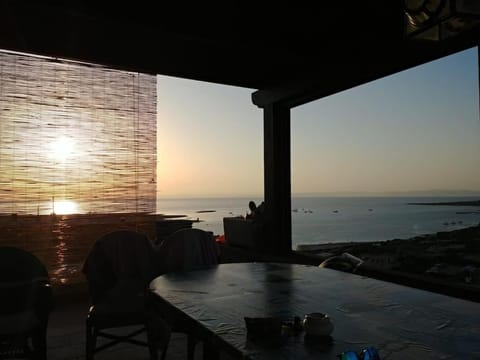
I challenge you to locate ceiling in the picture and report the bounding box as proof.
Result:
[1,1,479,103]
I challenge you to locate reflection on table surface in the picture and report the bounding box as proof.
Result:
[149,262,480,360]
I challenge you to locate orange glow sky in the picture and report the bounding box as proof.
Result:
[157,47,480,198]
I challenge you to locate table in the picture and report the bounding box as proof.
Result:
[149,263,480,359]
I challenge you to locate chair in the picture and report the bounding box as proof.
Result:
[319,252,364,273]
[156,228,219,274]
[223,216,264,250]
[0,247,53,360]
[155,228,219,360]
[82,230,170,360]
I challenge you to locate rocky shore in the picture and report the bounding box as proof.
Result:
[297,224,480,290]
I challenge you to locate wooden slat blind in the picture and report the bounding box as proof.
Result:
[0,50,157,215]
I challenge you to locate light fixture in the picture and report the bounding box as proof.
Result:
[404,0,480,41]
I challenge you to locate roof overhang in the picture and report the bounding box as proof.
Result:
[1,1,479,103]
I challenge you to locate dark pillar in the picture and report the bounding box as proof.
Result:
[263,103,292,255]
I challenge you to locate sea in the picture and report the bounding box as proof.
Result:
[1,196,480,286]
[157,196,480,249]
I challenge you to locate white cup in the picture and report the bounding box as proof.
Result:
[302,312,334,336]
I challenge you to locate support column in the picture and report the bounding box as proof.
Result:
[263,103,292,255]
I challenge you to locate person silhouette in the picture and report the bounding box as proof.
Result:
[246,200,265,222]
[246,201,257,219]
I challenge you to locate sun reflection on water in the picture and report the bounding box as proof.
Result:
[52,216,72,285]
[53,200,78,215]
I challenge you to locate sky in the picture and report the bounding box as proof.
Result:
[157,47,480,198]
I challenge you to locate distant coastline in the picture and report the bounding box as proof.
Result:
[408,200,480,206]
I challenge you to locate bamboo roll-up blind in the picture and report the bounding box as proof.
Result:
[0,50,157,215]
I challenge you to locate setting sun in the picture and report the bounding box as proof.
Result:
[49,136,75,162]
[53,200,78,215]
